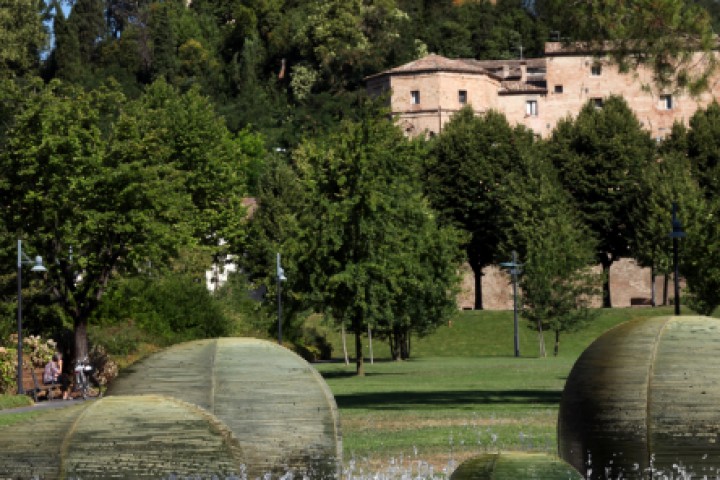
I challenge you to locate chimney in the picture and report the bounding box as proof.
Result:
[520,62,527,82]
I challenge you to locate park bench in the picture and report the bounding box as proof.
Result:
[22,365,62,402]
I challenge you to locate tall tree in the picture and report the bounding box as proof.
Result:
[499,153,600,356]
[294,107,462,375]
[0,0,48,77]
[0,79,259,360]
[664,104,720,314]
[629,134,703,306]
[546,96,656,307]
[425,107,535,309]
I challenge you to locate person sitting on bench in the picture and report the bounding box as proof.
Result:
[43,353,69,400]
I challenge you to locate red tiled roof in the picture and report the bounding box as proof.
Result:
[365,54,497,80]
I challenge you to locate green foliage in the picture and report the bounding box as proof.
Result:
[0,0,48,77]
[685,101,720,194]
[535,0,716,93]
[213,271,274,339]
[546,95,656,306]
[93,274,230,346]
[285,106,463,372]
[88,320,147,356]
[0,78,255,361]
[498,153,601,355]
[661,103,720,315]
[425,107,534,309]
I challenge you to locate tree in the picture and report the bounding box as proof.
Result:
[661,105,720,314]
[239,153,315,341]
[534,0,716,93]
[294,107,462,375]
[628,133,703,306]
[546,95,656,307]
[502,154,600,356]
[425,107,535,309]
[0,0,48,77]
[685,101,720,195]
[0,78,259,360]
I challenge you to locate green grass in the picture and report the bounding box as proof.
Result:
[0,394,33,410]
[315,306,677,466]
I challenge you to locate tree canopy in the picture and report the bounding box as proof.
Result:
[0,78,260,359]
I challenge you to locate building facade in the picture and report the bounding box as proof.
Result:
[366,42,720,139]
[366,43,702,309]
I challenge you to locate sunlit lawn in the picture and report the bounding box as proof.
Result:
[315,306,677,468]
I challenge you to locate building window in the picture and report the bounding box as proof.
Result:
[554,85,564,94]
[660,94,673,110]
[526,100,538,117]
[592,97,604,109]
[411,90,420,105]
[459,90,467,104]
[591,63,602,76]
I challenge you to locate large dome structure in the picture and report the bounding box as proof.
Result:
[450,452,582,480]
[106,337,341,479]
[558,316,720,479]
[0,395,243,478]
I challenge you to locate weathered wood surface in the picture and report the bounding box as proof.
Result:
[449,452,583,480]
[0,402,82,478]
[107,337,341,479]
[558,316,720,479]
[0,395,243,479]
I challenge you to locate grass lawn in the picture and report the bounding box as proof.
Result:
[315,306,677,471]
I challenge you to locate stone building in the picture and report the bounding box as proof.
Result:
[367,43,702,309]
[366,42,720,139]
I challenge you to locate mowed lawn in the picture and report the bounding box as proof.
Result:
[315,306,678,470]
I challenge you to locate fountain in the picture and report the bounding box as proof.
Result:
[558,316,720,479]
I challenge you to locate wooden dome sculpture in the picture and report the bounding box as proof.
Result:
[450,452,582,480]
[0,395,243,478]
[106,337,341,479]
[558,316,720,479]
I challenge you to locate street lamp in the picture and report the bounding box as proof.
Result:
[500,251,522,358]
[669,202,686,316]
[17,240,46,394]
[276,252,287,345]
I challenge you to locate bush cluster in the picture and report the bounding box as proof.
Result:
[0,334,57,394]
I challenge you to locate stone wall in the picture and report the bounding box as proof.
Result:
[457,257,677,310]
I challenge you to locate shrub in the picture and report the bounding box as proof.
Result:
[0,334,57,394]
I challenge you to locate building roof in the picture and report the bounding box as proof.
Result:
[365,54,499,80]
[366,54,547,93]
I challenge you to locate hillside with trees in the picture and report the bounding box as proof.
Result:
[2,0,720,377]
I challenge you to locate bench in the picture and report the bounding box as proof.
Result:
[22,366,62,402]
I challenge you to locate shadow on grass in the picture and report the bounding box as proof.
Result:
[321,370,406,379]
[334,389,561,409]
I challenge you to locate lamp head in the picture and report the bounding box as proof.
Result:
[31,256,47,272]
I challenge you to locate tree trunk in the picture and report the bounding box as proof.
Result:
[390,326,402,361]
[354,319,364,376]
[651,266,656,307]
[341,325,349,365]
[368,326,374,365]
[601,256,613,308]
[469,259,484,310]
[74,317,88,362]
[663,274,669,306]
[400,329,410,360]
[537,320,546,358]
[554,329,560,356]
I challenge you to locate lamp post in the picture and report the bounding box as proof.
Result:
[276,253,287,345]
[500,251,522,358]
[17,240,47,394]
[669,202,686,316]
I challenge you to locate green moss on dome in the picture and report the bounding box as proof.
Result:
[450,452,582,480]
